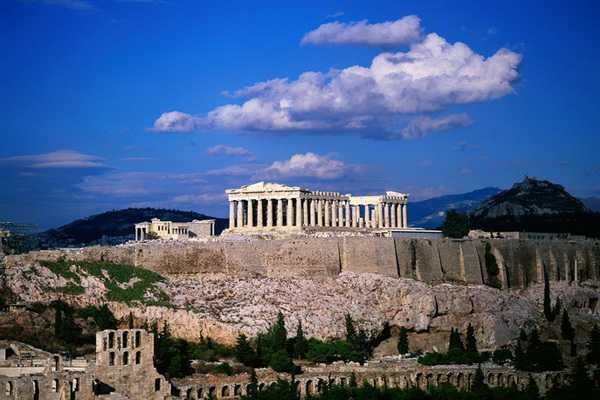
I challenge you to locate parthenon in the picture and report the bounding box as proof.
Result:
[225,182,408,233]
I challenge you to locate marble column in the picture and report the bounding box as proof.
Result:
[402,203,408,228]
[324,200,330,226]
[391,203,397,227]
[248,199,254,227]
[257,199,263,227]
[267,199,273,227]
[376,203,383,228]
[331,201,337,227]
[396,203,402,228]
[296,198,302,227]
[287,198,294,226]
[352,205,359,227]
[364,205,370,228]
[229,201,235,229]
[345,202,351,227]
[384,203,390,228]
[303,199,309,227]
[314,200,320,226]
[277,199,283,227]
[310,199,316,226]
[237,200,244,228]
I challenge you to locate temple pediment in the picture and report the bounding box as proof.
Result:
[227,181,304,194]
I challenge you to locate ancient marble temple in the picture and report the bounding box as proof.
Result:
[225,182,408,233]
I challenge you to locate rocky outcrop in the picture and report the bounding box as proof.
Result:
[3,254,599,351]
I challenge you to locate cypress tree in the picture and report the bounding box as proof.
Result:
[235,333,255,366]
[466,323,478,354]
[293,321,308,359]
[543,268,555,321]
[471,365,487,394]
[514,342,526,370]
[271,312,287,351]
[397,327,409,355]
[553,296,562,320]
[561,309,575,341]
[247,369,258,400]
[345,314,357,344]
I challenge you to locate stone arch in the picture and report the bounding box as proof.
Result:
[234,384,242,396]
[456,373,464,390]
[487,373,495,386]
[437,374,445,386]
[426,373,434,388]
[221,385,230,397]
[305,380,313,395]
[467,373,474,390]
[447,373,455,386]
[208,386,216,397]
[415,373,425,390]
[497,373,505,387]
[339,377,347,386]
[5,381,12,396]
[545,374,553,389]
[197,387,203,399]
[258,383,265,392]
[185,388,192,399]
[317,379,326,392]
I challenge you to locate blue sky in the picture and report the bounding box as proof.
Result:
[1,0,600,229]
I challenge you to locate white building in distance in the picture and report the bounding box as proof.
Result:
[224,182,409,234]
[134,218,215,241]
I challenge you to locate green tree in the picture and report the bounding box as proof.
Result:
[465,324,478,354]
[471,365,487,394]
[440,210,469,238]
[345,314,357,344]
[246,369,258,400]
[95,304,118,330]
[271,312,287,351]
[269,350,298,374]
[235,333,256,366]
[448,328,464,353]
[543,268,555,322]
[561,309,575,341]
[587,324,600,365]
[397,327,409,355]
[293,321,308,359]
[514,342,526,370]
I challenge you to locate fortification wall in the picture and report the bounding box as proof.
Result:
[4,238,600,289]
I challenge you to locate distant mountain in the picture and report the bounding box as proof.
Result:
[409,187,501,228]
[470,177,600,236]
[472,177,588,220]
[581,197,600,212]
[35,208,228,248]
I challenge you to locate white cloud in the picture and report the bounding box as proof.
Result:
[78,171,206,196]
[0,150,105,169]
[206,144,253,158]
[396,113,472,140]
[171,192,226,205]
[204,164,261,177]
[301,16,422,46]
[264,153,348,179]
[153,31,521,139]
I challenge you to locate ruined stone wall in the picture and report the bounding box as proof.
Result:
[4,238,600,289]
[172,362,569,399]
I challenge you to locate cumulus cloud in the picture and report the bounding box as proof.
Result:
[264,153,348,179]
[395,113,472,140]
[206,144,253,158]
[301,16,422,46]
[152,31,521,139]
[0,150,105,169]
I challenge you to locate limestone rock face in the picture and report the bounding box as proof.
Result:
[4,255,599,351]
